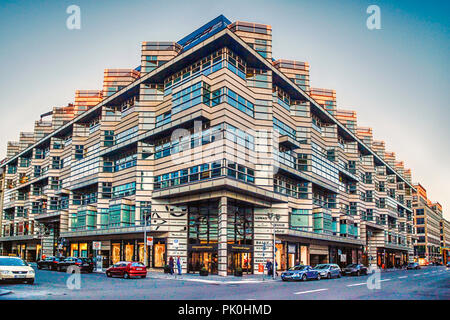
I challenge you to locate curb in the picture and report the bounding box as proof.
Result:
[145,275,278,284]
[0,289,12,296]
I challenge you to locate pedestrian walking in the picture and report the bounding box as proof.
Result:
[169,256,174,275]
[177,256,182,275]
[265,259,272,276]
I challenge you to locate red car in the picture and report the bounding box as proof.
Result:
[105,261,147,279]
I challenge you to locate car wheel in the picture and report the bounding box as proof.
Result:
[282,278,287,281]
[124,272,130,279]
[141,275,146,279]
[357,270,361,276]
[26,279,34,285]
[37,265,41,270]
[327,273,331,279]
[317,274,321,280]
[337,272,341,278]
[302,274,307,281]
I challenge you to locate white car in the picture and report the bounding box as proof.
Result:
[0,256,35,284]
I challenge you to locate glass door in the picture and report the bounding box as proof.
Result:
[153,243,166,268]
[111,243,121,264]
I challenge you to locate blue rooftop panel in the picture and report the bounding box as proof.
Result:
[177,15,231,52]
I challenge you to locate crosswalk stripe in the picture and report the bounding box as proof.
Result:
[294,288,328,295]
[347,282,366,287]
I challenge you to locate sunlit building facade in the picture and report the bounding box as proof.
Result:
[0,15,425,275]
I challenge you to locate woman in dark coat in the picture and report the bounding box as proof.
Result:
[169,256,174,275]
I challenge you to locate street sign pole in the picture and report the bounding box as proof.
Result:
[143,211,152,268]
[144,212,147,268]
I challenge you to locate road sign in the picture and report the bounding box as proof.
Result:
[146,236,153,246]
[258,263,264,272]
[93,241,101,250]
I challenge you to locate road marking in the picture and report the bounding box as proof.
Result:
[294,288,328,295]
[347,282,366,287]
[379,279,391,282]
[424,272,430,275]
[398,276,407,279]
[414,274,421,276]
[432,271,437,273]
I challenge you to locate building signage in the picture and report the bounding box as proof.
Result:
[146,237,153,246]
[173,239,179,249]
[228,244,253,252]
[188,244,218,252]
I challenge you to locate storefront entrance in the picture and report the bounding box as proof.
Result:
[152,241,166,268]
[70,243,88,258]
[227,252,252,275]
[188,251,218,274]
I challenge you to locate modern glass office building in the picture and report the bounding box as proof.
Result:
[0,15,443,275]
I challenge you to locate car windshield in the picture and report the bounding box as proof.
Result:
[131,262,144,267]
[289,265,306,271]
[0,257,28,266]
[314,264,329,269]
[347,264,357,268]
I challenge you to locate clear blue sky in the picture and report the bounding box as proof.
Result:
[0,0,448,217]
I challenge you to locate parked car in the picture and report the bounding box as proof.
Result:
[406,262,420,270]
[446,262,450,268]
[57,257,94,273]
[106,261,147,279]
[0,256,35,284]
[313,264,342,279]
[281,265,320,281]
[342,263,368,276]
[37,256,65,271]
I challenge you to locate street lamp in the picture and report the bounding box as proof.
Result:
[267,212,280,279]
[35,222,48,260]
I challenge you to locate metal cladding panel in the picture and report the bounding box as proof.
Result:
[177,15,231,52]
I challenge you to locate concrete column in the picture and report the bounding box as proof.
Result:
[218,197,228,277]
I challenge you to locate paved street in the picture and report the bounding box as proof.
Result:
[1,265,449,300]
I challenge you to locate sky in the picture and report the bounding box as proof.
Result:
[0,0,448,218]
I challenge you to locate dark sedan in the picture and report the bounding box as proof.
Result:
[57,257,94,273]
[342,263,368,276]
[37,256,65,271]
[281,265,321,281]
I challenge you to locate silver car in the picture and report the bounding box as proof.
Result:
[313,264,341,279]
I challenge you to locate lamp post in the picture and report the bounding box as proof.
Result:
[267,212,280,279]
[36,222,48,260]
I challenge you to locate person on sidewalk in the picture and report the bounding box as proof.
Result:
[266,260,274,277]
[177,256,182,275]
[169,256,174,275]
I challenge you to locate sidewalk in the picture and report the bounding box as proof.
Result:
[0,289,12,296]
[145,271,278,285]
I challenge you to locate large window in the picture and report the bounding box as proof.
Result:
[188,202,219,244]
[172,82,210,114]
[227,202,253,245]
[112,182,136,198]
[273,117,296,140]
[290,209,311,231]
[211,87,254,117]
